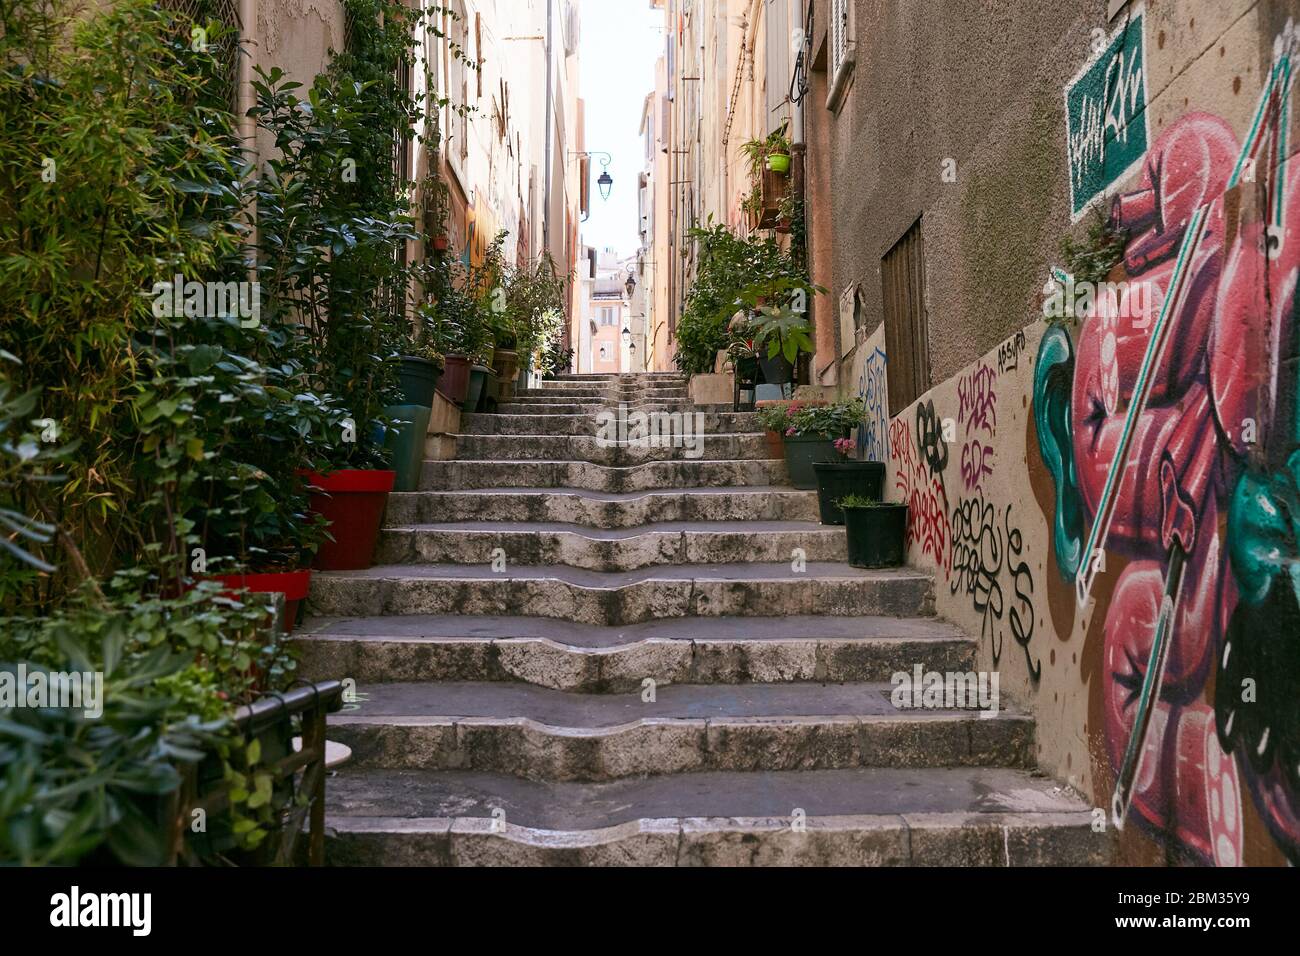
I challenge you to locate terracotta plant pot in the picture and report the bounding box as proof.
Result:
[438,354,472,406]
[764,429,784,460]
[212,570,312,634]
[303,469,396,571]
[493,348,520,385]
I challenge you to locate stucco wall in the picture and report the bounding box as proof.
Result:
[838,0,1300,866]
[255,0,343,85]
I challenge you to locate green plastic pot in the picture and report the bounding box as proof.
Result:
[477,369,499,412]
[767,153,791,174]
[465,364,489,412]
[812,460,886,525]
[843,503,909,568]
[399,355,440,407]
[384,404,433,492]
[782,434,839,489]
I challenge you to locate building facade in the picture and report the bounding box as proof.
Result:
[233,0,584,348]
[648,0,1300,867]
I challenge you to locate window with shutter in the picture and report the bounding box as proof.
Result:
[830,0,848,75]
[881,218,930,413]
[764,0,791,123]
[827,0,854,111]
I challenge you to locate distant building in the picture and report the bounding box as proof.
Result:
[577,247,636,373]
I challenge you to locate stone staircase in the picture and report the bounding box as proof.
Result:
[298,372,1103,866]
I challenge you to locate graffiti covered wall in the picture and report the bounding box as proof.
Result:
[845,7,1299,867]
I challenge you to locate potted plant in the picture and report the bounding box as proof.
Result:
[751,300,814,386]
[250,67,411,572]
[812,439,886,525]
[420,234,503,408]
[742,123,792,176]
[764,127,792,175]
[774,398,865,490]
[839,494,909,568]
[497,252,566,398]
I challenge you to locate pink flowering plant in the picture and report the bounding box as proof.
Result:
[757,399,864,439]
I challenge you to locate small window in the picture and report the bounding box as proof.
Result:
[881,218,929,413]
[827,0,855,112]
[830,0,851,80]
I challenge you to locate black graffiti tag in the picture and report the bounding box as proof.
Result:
[1005,505,1040,682]
[949,495,1040,683]
[916,399,949,506]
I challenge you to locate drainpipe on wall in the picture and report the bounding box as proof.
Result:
[544,0,553,256]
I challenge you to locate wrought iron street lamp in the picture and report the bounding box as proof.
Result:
[570,151,614,201]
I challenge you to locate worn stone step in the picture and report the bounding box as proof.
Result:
[509,395,691,405]
[294,614,973,690]
[504,395,696,408]
[374,521,845,570]
[383,487,818,527]
[495,400,701,415]
[418,458,789,492]
[453,433,773,466]
[460,411,760,436]
[307,562,936,624]
[543,374,686,387]
[530,384,688,394]
[323,767,1104,865]
[326,680,1030,779]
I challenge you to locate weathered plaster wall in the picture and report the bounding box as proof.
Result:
[255,0,343,85]
[249,0,345,163]
[840,1,1300,866]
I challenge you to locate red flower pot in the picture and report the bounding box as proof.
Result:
[212,570,312,633]
[437,353,472,406]
[303,469,396,571]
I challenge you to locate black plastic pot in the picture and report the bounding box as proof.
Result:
[758,352,794,385]
[843,504,909,568]
[812,460,886,525]
[399,355,440,407]
[782,434,839,489]
[733,355,759,385]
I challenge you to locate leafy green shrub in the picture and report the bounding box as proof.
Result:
[675,221,817,374]
[0,0,365,865]
[0,580,290,865]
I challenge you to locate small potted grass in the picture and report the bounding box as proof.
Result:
[838,494,909,569]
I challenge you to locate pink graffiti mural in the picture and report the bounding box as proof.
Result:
[890,415,951,575]
[1034,53,1300,866]
[957,362,998,492]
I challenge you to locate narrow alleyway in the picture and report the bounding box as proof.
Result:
[296,375,1101,865]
